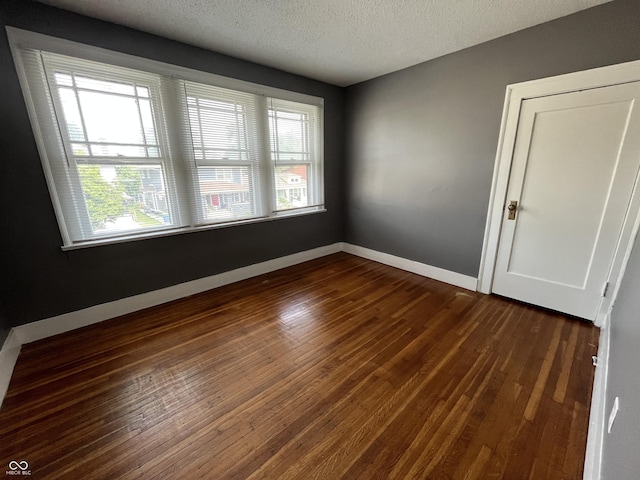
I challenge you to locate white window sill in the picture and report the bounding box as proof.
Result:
[61,207,327,251]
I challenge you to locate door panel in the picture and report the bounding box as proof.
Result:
[492,82,640,320]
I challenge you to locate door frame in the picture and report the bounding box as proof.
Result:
[478,60,640,326]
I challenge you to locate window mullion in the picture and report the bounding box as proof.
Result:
[134,92,149,156]
[256,96,274,216]
[9,28,324,248]
[159,78,200,227]
[70,79,91,151]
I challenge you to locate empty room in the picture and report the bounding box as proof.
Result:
[1,0,640,478]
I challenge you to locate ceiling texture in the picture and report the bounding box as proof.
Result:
[38,0,613,86]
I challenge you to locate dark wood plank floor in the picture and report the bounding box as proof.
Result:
[0,253,599,479]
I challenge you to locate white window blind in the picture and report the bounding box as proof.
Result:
[269,98,321,212]
[9,28,324,248]
[39,53,177,241]
[184,82,264,223]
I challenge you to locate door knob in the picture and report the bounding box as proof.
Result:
[507,200,518,220]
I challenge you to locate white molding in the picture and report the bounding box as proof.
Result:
[0,330,22,408]
[501,60,640,100]
[0,243,341,407]
[0,234,614,477]
[584,314,611,480]
[0,241,478,408]
[6,27,324,107]
[3,239,477,342]
[7,26,326,250]
[14,243,342,345]
[599,210,640,329]
[479,60,640,308]
[477,85,516,294]
[342,243,477,291]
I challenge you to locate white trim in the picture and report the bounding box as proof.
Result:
[584,314,610,480]
[0,243,342,406]
[12,242,477,345]
[60,208,327,251]
[6,27,323,107]
[478,60,640,318]
[342,243,477,291]
[599,205,640,328]
[477,86,517,294]
[6,26,326,250]
[0,236,614,477]
[0,330,22,408]
[0,241,479,406]
[14,243,342,345]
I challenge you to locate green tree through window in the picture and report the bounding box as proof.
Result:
[78,165,124,229]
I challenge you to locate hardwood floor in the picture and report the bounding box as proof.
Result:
[0,253,599,479]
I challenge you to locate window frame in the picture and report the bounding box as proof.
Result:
[183,83,265,225]
[41,58,180,240]
[269,99,323,213]
[7,27,325,250]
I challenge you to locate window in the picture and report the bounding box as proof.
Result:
[269,99,320,211]
[43,58,174,240]
[185,83,261,223]
[9,28,324,248]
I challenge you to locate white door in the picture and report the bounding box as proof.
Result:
[492,82,640,320]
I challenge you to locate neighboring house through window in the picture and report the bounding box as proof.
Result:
[8,28,324,248]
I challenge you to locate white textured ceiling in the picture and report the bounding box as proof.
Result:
[38,0,613,86]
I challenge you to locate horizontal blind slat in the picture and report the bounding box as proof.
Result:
[184,81,264,224]
[9,29,324,247]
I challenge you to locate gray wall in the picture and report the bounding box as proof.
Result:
[602,232,640,479]
[2,0,640,475]
[345,0,640,277]
[345,2,640,475]
[0,0,345,328]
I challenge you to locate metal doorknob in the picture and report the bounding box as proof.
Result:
[507,200,518,220]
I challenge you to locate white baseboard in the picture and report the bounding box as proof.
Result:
[583,314,609,480]
[0,240,608,475]
[14,243,342,345]
[0,329,22,408]
[341,243,478,291]
[0,243,340,408]
[0,241,478,408]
